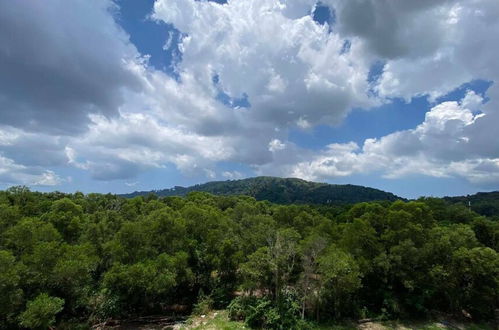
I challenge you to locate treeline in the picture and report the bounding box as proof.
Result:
[121,176,401,205]
[0,186,498,329]
[445,191,499,218]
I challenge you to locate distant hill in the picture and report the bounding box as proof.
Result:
[121,176,402,204]
[444,191,499,217]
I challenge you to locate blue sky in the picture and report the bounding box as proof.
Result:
[1,0,499,199]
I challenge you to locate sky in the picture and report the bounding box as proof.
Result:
[1,0,499,199]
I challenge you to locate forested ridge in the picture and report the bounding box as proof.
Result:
[445,191,499,218]
[121,176,402,204]
[0,186,498,329]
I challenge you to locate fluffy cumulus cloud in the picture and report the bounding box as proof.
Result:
[372,0,499,103]
[0,155,64,187]
[153,0,375,128]
[1,0,499,188]
[277,0,499,185]
[288,91,499,185]
[65,112,235,180]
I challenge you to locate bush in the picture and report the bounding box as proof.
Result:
[19,293,64,329]
[228,296,258,321]
[228,292,302,329]
[192,293,214,316]
[88,290,121,322]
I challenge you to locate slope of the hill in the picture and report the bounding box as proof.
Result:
[444,191,499,217]
[121,176,402,204]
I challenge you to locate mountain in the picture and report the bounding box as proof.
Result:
[121,176,402,204]
[444,191,499,217]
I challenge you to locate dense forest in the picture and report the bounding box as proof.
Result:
[445,191,499,218]
[0,186,498,329]
[121,176,402,204]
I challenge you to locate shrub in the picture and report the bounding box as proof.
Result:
[228,296,259,321]
[228,292,302,329]
[88,289,121,322]
[192,293,214,316]
[19,293,64,329]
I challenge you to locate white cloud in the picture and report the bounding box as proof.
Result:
[1,0,499,189]
[152,0,376,130]
[296,117,312,129]
[460,90,484,112]
[33,171,64,186]
[268,139,286,152]
[222,171,244,180]
[289,142,366,181]
[204,169,216,179]
[0,155,62,187]
[371,0,499,102]
[64,113,237,180]
[283,92,499,185]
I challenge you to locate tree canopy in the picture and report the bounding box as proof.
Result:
[0,187,497,329]
[121,176,402,205]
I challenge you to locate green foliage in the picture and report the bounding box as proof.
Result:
[43,198,84,242]
[87,289,121,322]
[240,247,274,293]
[444,191,499,217]
[0,250,24,328]
[0,187,497,329]
[19,293,64,330]
[448,247,499,318]
[228,296,257,321]
[103,252,187,311]
[3,217,61,255]
[318,247,362,319]
[122,176,401,204]
[228,293,303,329]
[472,217,499,250]
[192,293,214,316]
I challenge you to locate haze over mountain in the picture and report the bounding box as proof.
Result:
[121,176,402,204]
